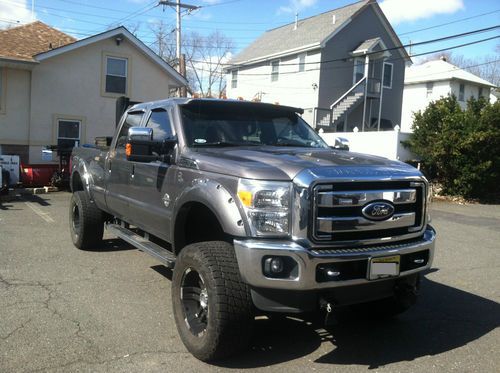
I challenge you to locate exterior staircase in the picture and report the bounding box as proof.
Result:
[331,92,364,124]
[329,76,367,129]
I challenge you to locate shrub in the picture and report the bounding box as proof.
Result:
[405,95,500,200]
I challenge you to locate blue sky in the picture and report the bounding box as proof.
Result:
[1,0,499,62]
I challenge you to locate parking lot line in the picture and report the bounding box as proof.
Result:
[24,201,55,223]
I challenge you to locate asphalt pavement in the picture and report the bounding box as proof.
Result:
[0,192,499,372]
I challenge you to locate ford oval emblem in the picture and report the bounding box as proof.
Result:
[362,201,395,221]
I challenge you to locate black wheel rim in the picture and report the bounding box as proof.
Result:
[71,203,80,234]
[180,268,208,337]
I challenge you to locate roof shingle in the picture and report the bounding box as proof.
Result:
[0,21,76,62]
[230,0,369,65]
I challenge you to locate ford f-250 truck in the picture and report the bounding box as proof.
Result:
[70,98,436,361]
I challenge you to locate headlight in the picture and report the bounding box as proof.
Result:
[237,179,292,237]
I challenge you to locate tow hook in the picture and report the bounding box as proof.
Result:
[319,298,335,326]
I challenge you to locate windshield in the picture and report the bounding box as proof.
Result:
[180,101,329,148]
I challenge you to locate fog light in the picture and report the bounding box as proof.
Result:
[262,256,298,279]
[270,257,284,273]
[264,256,284,274]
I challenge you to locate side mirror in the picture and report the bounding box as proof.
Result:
[332,137,349,151]
[126,127,176,163]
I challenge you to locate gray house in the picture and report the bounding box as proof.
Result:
[225,0,410,132]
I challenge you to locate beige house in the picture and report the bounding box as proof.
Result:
[0,21,187,164]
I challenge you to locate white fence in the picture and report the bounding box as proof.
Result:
[321,130,415,161]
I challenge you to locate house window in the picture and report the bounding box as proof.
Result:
[459,83,465,101]
[478,87,483,98]
[353,58,364,84]
[57,119,81,149]
[271,60,279,82]
[231,70,238,89]
[426,82,433,98]
[146,109,173,141]
[383,62,393,89]
[106,56,128,94]
[298,54,306,72]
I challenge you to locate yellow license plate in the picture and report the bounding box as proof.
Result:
[369,255,400,280]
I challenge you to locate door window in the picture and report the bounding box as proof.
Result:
[146,109,174,141]
[353,58,364,84]
[116,111,144,149]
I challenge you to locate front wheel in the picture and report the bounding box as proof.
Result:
[69,191,104,250]
[172,241,253,361]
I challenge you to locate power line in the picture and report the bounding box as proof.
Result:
[399,9,500,36]
[193,25,500,68]
[208,35,500,76]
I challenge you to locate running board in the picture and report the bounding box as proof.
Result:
[106,224,176,268]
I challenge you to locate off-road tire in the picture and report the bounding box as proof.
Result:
[69,191,104,250]
[172,241,253,361]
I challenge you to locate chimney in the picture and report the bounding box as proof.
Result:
[332,14,336,24]
[294,12,298,30]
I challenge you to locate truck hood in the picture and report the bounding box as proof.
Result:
[184,147,420,181]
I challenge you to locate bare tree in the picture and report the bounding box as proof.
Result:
[184,30,234,97]
[149,24,234,97]
[149,20,177,66]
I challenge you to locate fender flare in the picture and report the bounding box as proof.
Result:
[171,178,247,241]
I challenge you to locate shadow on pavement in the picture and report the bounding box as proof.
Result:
[0,194,51,209]
[216,276,500,369]
[90,238,136,252]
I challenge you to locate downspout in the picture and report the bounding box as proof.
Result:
[361,54,369,132]
[377,59,386,131]
[27,69,33,163]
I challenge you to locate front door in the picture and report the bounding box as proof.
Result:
[127,107,176,242]
[105,110,145,220]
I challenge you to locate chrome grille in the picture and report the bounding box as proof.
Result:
[312,181,426,243]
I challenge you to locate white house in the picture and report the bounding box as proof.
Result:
[401,58,496,132]
[0,21,187,164]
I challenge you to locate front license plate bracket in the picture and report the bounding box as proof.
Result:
[368,255,400,280]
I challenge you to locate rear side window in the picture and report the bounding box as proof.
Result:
[146,109,174,141]
[116,111,144,148]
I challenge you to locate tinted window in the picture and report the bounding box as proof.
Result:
[146,109,174,141]
[181,102,328,149]
[116,111,143,148]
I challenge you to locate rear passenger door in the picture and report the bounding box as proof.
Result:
[105,110,145,220]
[127,108,176,241]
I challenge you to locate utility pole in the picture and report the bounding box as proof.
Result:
[158,1,199,97]
[158,1,199,72]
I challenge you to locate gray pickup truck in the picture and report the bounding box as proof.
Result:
[70,98,436,361]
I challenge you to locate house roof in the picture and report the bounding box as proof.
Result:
[0,21,187,87]
[36,26,188,87]
[352,38,382,54]
[405,59,496,87]
[228,0,409,66]
[0,21,76,62]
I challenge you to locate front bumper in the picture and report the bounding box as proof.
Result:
[234,225,436,291]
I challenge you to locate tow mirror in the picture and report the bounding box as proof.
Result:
[126,127,176,163]
[332,137,350,151]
